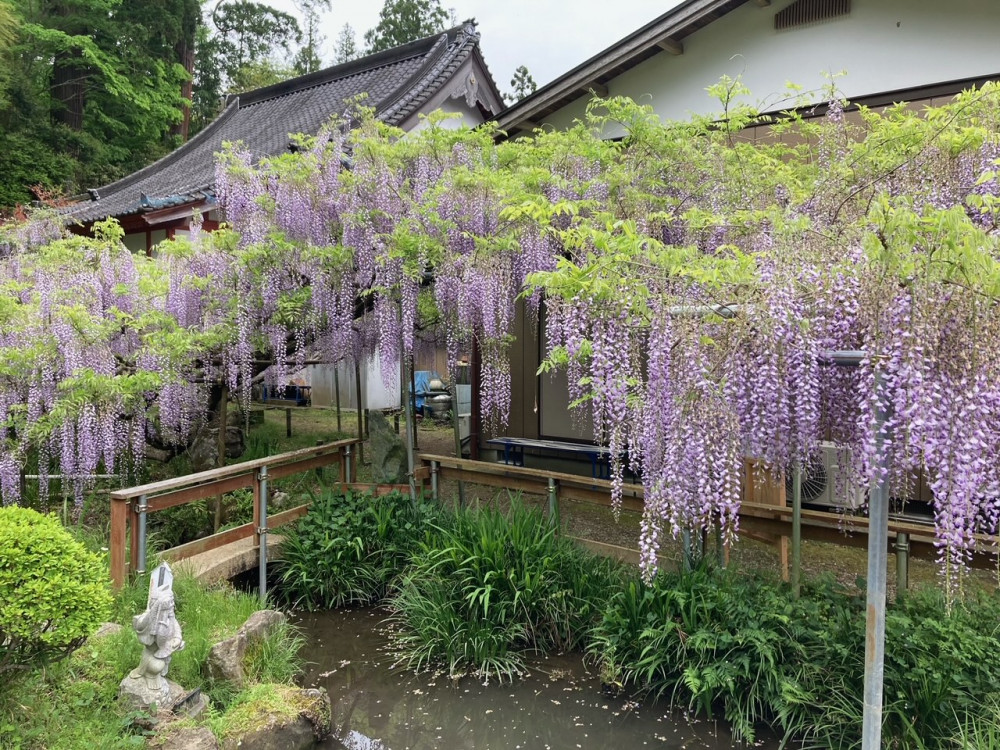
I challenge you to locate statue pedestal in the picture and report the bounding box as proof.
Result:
[118,674,186,711]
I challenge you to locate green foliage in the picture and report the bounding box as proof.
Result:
[388,498,625,681]
[364,0,449,54]
[0,506,112,677]
[275,488,441,610]
[506,64,536,105]
[590,565,1000,749]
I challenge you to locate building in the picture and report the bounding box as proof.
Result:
[66,23,503,255]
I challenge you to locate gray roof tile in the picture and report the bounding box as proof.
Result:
[68,24,488,225]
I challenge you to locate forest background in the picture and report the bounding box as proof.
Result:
[0,0,534,209]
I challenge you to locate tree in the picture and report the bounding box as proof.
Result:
[292,0,330,75]
[332,22,358,65]
[210,0,301,90]
[0,0,199,207]
[506,64,536,104]
[364,0,449,54]
[4,87,1000,601]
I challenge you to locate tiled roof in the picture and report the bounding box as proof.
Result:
[68,24,489,225]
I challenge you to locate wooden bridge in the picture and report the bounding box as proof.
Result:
[109,446,999,593]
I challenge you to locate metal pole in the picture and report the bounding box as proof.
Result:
[792,463,802,599]
[258,465,269,604]
[681,529,693,572]
[431,460,439,501]
[334,365,342,433]
[862,370,891,750]
[402,352,418,504]
[450,380,466,507]
[354,358,365,465]
[136,494,148,575]
[345,444,353,484]
[895,532,910,593]
[547,478,559,531]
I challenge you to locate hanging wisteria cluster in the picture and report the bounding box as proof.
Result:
[2,87,1000,596]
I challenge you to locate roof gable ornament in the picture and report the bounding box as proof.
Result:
[450,70,481,108]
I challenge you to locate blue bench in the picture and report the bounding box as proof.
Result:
[487,437,612,479]
[260,384,312,406]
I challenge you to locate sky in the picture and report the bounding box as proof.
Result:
[274,1,684,95]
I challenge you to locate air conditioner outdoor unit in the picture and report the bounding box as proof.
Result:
[786,442,864,511]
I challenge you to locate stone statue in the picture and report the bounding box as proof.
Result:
[119,562,186,709]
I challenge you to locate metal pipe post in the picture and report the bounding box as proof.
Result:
[792,463,802,599]
[354,357,365,465]
[402,353,418,504]
[862,369,891,750]
[258,466,269,604]
[136,494,148,575]
[334,366,342,432]
[895,532,910,593]
[547,478,560,531]
[431,460,439,501]
[344,444,353,484]
[450,380,466,506]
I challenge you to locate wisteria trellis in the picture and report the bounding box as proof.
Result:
[2,89,999,596]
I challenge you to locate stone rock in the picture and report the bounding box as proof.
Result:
[187,425,246,473]
[220,688,331,750]
[90,622,123,639]
[145,445,174,463]
[151,726,219,750]
[119,674,187,712]
[206,610,287,688]
[369,411,406,484]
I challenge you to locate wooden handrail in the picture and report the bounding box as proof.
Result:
[109,438,362,589]
[111,438,361,501]
[417,453,999,570]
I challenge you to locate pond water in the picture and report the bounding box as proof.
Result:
[295,608,779,750]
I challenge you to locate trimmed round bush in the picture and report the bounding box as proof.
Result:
[0,507,112,677]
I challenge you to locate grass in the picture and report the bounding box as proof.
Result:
[0,570,303,750]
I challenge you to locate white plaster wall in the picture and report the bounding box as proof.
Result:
[407,98,485,132]
[543,0,1000,132]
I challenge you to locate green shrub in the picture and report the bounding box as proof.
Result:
[590,563,1000,749]
[388,498,625,682]
[0,507,113,678]
[590,563,807,743]
[275,488,442,610]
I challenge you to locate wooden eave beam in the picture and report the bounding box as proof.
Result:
[586,81,609,97]
[656,37,684,55]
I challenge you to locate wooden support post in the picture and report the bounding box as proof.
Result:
[110,498,129,590]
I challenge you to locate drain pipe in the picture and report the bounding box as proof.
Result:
[258,466,269,604]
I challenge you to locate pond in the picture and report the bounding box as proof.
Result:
[295,608,779,750]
